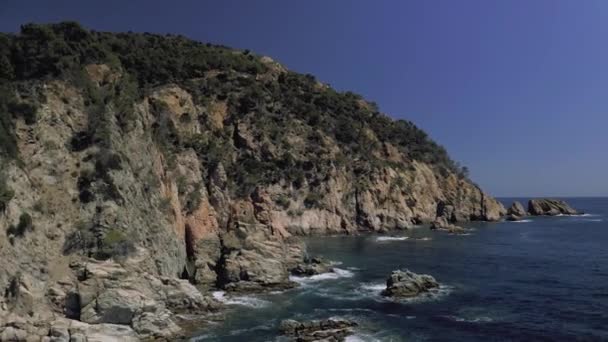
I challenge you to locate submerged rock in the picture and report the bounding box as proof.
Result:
[382,269,440,298]
[279,318,358,341]
[528,199,580,216]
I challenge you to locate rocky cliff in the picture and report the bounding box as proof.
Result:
[0,22,504,339]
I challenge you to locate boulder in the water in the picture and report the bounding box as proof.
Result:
[291,257,333,276]
[430,217,466,234]
[381,269,440,298]
[507,201,527,217]
[528,199,580,216]
[279,318,357,341]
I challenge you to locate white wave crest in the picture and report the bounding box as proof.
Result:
[443,314,493,323]
[512,219,533,223]
[211,291,270,308]
[375,236,409,242]
[290,268,355,285]
[345,334,382,342]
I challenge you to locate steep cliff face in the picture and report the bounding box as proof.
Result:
[0,23,504,338]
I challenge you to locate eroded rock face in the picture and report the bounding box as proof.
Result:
[528,199,580,216]
[506,201,527,221]
[279,318,358,342]
[507,201,527,217]
[382,270,440,298]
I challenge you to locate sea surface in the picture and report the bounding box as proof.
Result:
[194,198,608,341]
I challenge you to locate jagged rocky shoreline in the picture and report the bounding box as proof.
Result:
[0,23,584,341]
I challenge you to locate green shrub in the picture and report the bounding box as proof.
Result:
[274,195,290,209]
[304,192,324,209]
[7,213,33,237]
[97,229,135,259]
[0,174,14,212]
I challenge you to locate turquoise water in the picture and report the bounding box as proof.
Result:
[194,198,608,341]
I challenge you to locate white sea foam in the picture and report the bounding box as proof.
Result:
[375,236,409,242]
[211,291,270,308]
[355,282,452,304]
[416,237,433,241]
[392,285,454,304]
[512,219,533,223]
[345,334,382,342]
[289,268,355,285]
[443,315,493,323]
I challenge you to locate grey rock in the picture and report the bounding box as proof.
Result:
[382,269,440,298]
[0,326,28,341]
[507,201,527,217]
[528,199,580,216]
[69,333,86,342]
[279,318,357,341]
[291,257,333,276]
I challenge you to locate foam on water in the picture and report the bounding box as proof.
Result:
[212,291,271,308]
[375,236,409,242]
[442,315,493,323]
[345,334,382,342]
[290,268,355,285]
[512,219,533,223]
[354,282,453,304]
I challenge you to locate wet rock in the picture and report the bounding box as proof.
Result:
[528,199,580,216]
[279,318,357,341]
[382,269,440,298]
[430,217,466,234]
[506,214,523,221]
[131,308,182,339]
[291,257,333,276]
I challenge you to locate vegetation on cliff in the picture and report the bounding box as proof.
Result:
[0,22,465,200]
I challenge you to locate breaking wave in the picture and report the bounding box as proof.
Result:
[290,268,355,285]
[375,236,409,242]
[211,291,271,308]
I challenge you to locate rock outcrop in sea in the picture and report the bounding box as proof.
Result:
[381,270,440,298]
[506,201,528,221]
[0,23,505,340]
[528,199,580,216]
[279,318,358,341]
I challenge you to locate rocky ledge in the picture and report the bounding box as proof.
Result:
[291,257,334,277]
[528,199,581,216]
[0,256,221,342]
[381,269,440,298]
[279,318,358,342]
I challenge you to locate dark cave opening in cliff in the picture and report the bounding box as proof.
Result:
[181,224,196,282]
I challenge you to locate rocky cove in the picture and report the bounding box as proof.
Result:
[192,197,606,341]
[0,23,599,341]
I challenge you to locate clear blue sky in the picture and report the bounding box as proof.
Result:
[1,0,607,197]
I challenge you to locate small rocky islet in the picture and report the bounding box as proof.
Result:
[0,23,585,341]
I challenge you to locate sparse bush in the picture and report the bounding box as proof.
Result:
[275,195,290,209]
[7,213,33,237]
[0,174,14,213]
[304,192,324,209]
[96,229,135,260]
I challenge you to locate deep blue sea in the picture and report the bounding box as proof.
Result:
[194,198,608,341]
